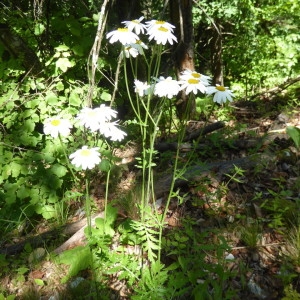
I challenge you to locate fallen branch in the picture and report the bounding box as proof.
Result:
[53,212,104,254]
[249,75,300,100]
[0,212,104,256]
[183,121,225,142]
[154,153,274,198]
[155,121,225,152]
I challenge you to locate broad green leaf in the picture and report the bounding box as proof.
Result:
[24,99,39,109]
[99,159,110,172]
[100,91,112,102]
[50,164,68,178]
[72,45,84,56]
[6,193,16,204]
[47,191,58,204]
[56,81,64,91]
[46,92,58,105]
[69,91,81,106]
[24,119,35,132]
[286,126,300,149]
[57,246,92,283]
[29,188,40,204]
[56,57,73,72]
[34,23,45,35]
[105,204,118,225]
[17,267,29,275]
[36,204,56,219]
[34,279,44,286]
[16,186,31,199]
[55,44,69,52]
[68,20,81,37]
[10,161,22,178]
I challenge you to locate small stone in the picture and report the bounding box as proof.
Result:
[225,253,235,260]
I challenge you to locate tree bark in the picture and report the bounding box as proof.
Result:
[0,24,43,76]
[210,20,223,85]
[170,0,195,120]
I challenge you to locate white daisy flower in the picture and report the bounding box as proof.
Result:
[76,105,117,132]
[179,69,211,95]
[100,121,127,142]
[69,146,101,170]
[121,45,139,58]
[106,28,139,45]
[130,40,148,55]
[180,78,207,95]
[44,117,72,138]
[206,85,235,104]
[76,107,101,132]
[122,16,147,35]
[148,26,177,45]
[96,104,118,122]
[145,20,175,34]
[180,69,211,86]
[154,76,180,99]
[134,79,150,97]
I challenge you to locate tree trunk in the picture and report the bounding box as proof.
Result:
[0,24,43,76]
[210,20,223,85]
[170,0,195,120]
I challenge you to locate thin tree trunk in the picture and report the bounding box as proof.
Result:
[0,24,42,76]
[210,20,223,85]
[170,0,195,120]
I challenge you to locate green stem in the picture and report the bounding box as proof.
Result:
[85,177,92,236]
[104,167,111,226]
[58,135,78,182]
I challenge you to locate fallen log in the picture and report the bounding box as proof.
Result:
[0,212,104,256]
[154,153,274,198]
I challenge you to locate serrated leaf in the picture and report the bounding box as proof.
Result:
[45,92,58,105]
[29,188,40,204]
[16,186,31,199]
[36,204,56,219]
[24,99,39,109]
[34,23,45,35]
[50,164,68,178]
[55,44,69,52]
[24,119,35,132]
[56,81,65,91]
[69,91,81,106]
[56,57,73,72]
[99,159,111,172]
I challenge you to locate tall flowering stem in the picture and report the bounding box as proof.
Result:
[85,176,92,236]
[58,135,78,182]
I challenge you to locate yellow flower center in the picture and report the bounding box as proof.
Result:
[158,26,169,32]
[118,28,129,32]
[156,20,166,25]
[216,85,226,91]
[51,119,61,126]
[188,78,200,84]
[191,72,201,78]
[132,20,139,24]
[80,149,91,157]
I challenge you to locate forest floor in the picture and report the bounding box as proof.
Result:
[1,94,300,299]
